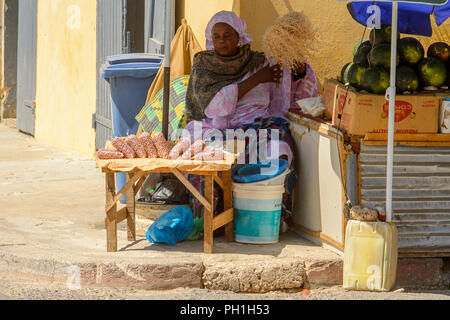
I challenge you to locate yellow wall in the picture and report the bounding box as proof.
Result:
[35,0,97,157]
[178,0,450,90]
[176,0,238,49]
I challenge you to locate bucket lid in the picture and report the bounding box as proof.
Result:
[101,62,161,79]
[231,159,289,183]
[107,53,164,65]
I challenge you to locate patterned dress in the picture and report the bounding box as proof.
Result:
[182,61,319,165]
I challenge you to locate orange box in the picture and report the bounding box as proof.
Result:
[331,82,440,136]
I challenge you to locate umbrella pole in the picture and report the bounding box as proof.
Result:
[386,2,399,223]
[162,0,173,140]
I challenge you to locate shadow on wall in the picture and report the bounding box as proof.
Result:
[239,0,369,93]
[175,0,185,29]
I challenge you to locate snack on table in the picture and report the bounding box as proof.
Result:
[198,148,224,161]
[97,149,125,160]
[182,140,206,160]
[169,137,191,160]
[112,137,136,159]
[126,135,147,158]
[152,132,171,159]
[138,132,158,158]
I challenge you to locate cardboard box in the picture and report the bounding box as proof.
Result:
[330,82,440,136]
[322,79,340,119]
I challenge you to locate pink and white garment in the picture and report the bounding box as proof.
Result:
[182,62,319,165]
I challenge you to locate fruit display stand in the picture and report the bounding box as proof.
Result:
[96,154,237,253]
[287,109,450,257]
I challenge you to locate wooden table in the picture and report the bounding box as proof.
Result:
[96,156,236,253]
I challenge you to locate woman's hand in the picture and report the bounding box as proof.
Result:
[255,64,283,85]
[237,64,283,100]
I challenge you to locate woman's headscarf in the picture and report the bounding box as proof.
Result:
[185,11,266,122]
[205,11,253,51]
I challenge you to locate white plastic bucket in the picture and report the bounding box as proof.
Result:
[232,183,285,244]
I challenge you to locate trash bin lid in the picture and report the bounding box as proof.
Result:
[106,62,162,69]
[102,62,161,79]
[232,159,289,183]
[107,53,164,65]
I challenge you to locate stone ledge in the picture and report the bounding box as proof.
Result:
[202,258,306,293]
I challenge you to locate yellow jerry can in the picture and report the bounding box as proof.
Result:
[343,220,398,292]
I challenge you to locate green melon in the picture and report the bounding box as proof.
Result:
[347,63,368,89]
[369,25,400,47]
[398,37,424,65]
[361,67,390,94]
[353,44,372,67]
[447,60,450,87]
[417,57,447,87]
[396,65,420,93]
[427,42,450,63]
[369,43,400,70]
[341,62,353,83]
[353,40,371,56]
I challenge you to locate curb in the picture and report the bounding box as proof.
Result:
[0,251,448,292]
[0,251,204,290]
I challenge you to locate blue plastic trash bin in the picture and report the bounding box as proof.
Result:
[102,54,163,203]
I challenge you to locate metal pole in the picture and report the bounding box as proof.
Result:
[386,2,398,223]
[122,0,128,53]
[162,0,172,140]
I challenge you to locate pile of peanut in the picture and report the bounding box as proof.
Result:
[97,133,224,161]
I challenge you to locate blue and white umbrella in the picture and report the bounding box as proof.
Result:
[347,1,450,36]
[338,0,450,223]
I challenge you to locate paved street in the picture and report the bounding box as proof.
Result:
[0,273,449,301]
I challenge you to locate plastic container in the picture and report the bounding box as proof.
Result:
[102,54,163,203]
[232,183,285,244]
[232,159,288,184]
[244,168,290,186]
[343,220,398,292]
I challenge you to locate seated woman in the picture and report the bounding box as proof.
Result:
[183,11,319,225]
[183,10,319,165]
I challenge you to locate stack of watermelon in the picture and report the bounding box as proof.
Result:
[340,25,449,94]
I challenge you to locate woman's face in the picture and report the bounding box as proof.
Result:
[211,23,240,57]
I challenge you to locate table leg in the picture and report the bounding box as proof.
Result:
[126,173,136,242]
[222,170,234,242]
[105,173,117,252]
[204,175,214,254]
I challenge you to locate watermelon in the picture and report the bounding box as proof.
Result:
[448,60,450,87]
[341,62,352,82]
[369,43,400,70]
[353,44,372,67]
[427,42,450,63]
[417,57,447,87]
[398,37,424,65]
[353,40,371,56]
[396,65,420,93]
[369,25,400,47]
[347,63,368,89]
[361,67,390,94]
[341,62,353,83]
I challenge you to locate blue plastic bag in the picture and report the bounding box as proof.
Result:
[145,206,194,246]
